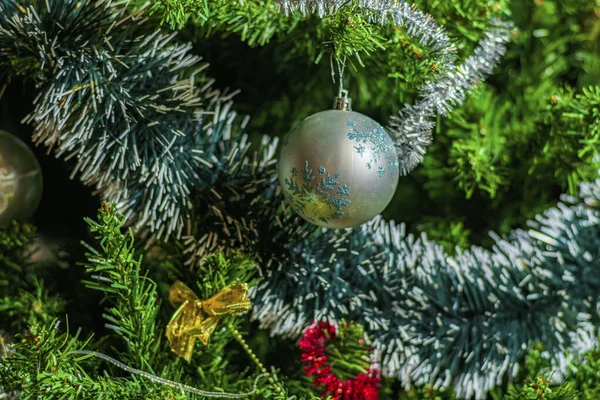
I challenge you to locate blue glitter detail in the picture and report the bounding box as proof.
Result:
[338,185,350,196]
[354,144,366,157]
[347,118,399,178]
[284,161,351,224]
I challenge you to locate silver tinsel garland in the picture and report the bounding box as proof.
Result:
[277,0,512,174]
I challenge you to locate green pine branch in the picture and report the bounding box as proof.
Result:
[504,341,600,400]
[145,0,302,46]
[529,86,600,194]
[81,203,162,369]
[433,84,600,204]
[505,376,579,400]
[192,251,260,299]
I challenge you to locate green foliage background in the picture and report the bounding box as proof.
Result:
[1,0,599,399]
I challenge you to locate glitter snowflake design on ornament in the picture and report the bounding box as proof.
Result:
[347,118,399,179]
[283,161,351,225]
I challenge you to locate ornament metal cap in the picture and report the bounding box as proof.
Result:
[333,89,352,111]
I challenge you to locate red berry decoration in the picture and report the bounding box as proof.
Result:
[299,320,380,400]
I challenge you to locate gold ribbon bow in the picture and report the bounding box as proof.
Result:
[166,281,252,362]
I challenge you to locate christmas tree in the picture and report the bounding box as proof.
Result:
[1,0,599,399]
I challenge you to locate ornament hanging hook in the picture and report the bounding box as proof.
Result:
[331,55,351,110]
[335,55,347,96]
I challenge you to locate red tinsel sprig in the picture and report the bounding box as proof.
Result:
[299,321,380,400]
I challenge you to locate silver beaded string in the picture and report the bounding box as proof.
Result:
[72,350,267,398]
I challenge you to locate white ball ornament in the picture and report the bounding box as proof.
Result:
[278,95,399,228]
[0,130,43,225]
